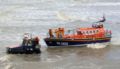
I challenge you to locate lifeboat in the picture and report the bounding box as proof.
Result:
[44,22,112,46]
[6,33,41,54]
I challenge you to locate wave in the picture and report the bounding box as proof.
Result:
[89,2,120,6]
[111,38,120,46]
[69,0,120,6]
[0,55,14,69]
[56,11,72,21]
[87,43,109,49]
[56,11,100,22]
[79,2,120,6]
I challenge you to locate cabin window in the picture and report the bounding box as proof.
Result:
[86,31,88,34]
[93,30,95,33]
[96,30,99,33]
[90,31,92,34]
[77,31,82,35]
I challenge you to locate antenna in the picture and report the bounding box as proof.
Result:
[96,14,106,23]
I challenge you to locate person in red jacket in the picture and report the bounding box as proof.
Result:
[34,37,39,45]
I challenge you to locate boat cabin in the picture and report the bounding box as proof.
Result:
[47,23,111,39]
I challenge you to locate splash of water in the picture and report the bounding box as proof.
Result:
[56,11,72,21]
[87,43,108,49]
[0,55,14,69]
[0,55,10,63]
[111,38,120,46]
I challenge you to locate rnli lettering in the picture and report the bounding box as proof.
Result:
[57,42,61,45]
[57,42,68,46]
[61,42,68,46]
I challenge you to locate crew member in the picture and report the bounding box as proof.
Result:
[34,36,39,45]
[22,36,28,46]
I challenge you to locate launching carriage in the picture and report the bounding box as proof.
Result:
[6,33,41,54]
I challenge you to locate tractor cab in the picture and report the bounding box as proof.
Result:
[6,33,41,54]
